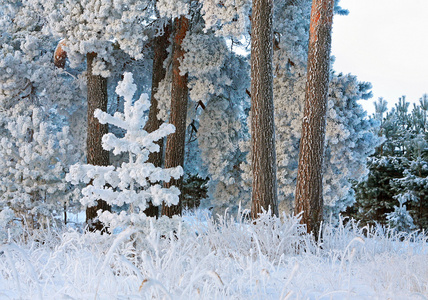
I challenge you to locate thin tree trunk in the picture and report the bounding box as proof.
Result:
[294,0,334,236]
[64,203,67,225]
[144,23,172,217]
[250,0,278,219]
[161,16,189,217]
[86,52,111,231]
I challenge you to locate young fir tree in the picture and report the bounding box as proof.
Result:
[348,98,406,226]
[393,97,428,230]
[66,73,183,230]
[386,192,415,232]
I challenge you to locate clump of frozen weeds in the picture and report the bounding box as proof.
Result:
[0,210,427,299]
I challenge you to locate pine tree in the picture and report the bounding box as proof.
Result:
[0,0,381,226]
[194,0,377,217]
[295,0,335,235]
[352,96,428,230]
[250,0,278,218]
[143,22,172,218]
[161,16,189,217]
[386,192,415,232]
[85,52,111,230]
[0,1,83,229]
[0,107,77,229]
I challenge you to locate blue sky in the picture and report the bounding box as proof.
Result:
[331,0,428,115]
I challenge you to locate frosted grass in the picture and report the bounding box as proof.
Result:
[0,211,427,299]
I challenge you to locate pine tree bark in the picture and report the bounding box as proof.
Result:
[144,23,172,218]
[250,0,278,219]
[161,16,189,217]
[294,0,334,236]
[86,52,111,231]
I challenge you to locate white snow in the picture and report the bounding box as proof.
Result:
[0,211,426,299]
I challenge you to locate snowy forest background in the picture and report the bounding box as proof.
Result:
[0,0,427,298]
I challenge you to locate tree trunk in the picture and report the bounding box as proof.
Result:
[86,52,111,231]
[250,0,278,219]
[161,16,189,217]
[144,23,172,218]
[294,0,334,236]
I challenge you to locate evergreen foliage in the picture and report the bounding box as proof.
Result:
[66,73,183,230]
[181,173,209,209]
[0,0,84,229]
[350,96,428,230]
[0,0,420,231]
[0,106,78,228]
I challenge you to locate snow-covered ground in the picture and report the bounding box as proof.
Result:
[0,211,427,299]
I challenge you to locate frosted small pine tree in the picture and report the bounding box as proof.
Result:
[386,192,415,232]
[0,106,78,229]
[66,73,183,230]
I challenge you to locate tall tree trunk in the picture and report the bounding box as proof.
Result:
[161,16,189,217]
[86,52,111,231]
[294,0,334,236]
[250,0,278,219]
[144,23,172,218]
